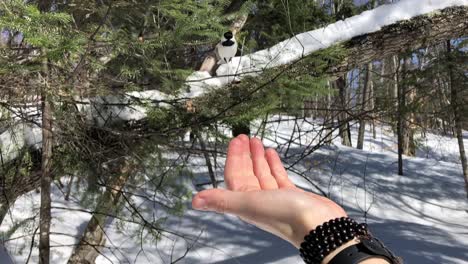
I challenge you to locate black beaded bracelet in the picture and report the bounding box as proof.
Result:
[299,217,368,264]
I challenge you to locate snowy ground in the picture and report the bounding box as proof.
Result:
[2,117,468,263]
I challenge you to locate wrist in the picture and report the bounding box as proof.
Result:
[293,206,347,248]
[321,238,359,264]
[299,217,399,264]
[321,238,391,264]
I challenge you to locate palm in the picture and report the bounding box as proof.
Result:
[192,135,346,248]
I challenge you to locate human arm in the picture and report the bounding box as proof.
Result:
[192,135,395,264]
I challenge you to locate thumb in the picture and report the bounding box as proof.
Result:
[192,189,247,215]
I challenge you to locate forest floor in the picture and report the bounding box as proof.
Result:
[2,116,468,264]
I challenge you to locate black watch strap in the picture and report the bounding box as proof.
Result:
[329,237,395,264]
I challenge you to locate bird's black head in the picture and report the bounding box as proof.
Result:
[223,31,233,40]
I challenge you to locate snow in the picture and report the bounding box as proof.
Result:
[2,117,468,264]
[0,184,92,264]
[0,122,41,162]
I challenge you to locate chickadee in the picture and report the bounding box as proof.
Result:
[216,31,237,64]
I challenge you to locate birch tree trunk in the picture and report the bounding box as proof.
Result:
[357,64,372,150]
[392,56,399,108]
[369,69,376,139]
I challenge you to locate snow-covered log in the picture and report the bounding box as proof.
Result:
[192,0,468,91]
[333,5,468,75]
[1,0,467,163]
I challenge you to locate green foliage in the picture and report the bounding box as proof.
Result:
[82,0,230,93]
[0,0,85,63]
[243,0,331,50]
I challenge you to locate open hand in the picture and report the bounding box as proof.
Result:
[192,135,347,248]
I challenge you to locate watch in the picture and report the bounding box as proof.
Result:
[328,237,398,264]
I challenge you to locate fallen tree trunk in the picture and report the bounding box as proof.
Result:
[67,158,134,264]
[332,6,468,75]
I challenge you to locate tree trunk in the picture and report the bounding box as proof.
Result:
[369,68,376,139]
[322,82,333,145]
[392,56,399,108]
[37,2,54,261]
[38,0,52,12]
[39,69,53,264]
[357,64,372,150]
[447,40,468,198]
[397,57,405,176]
[402,58,416,156]
[194,131,218,188]
[67,159,134,263]
[337,76,351,146]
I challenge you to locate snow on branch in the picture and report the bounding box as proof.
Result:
[185,0,468,96]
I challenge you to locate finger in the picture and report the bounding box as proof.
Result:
[224,135,260,191]
[265,148,295,188]
[192,189,248,215]
[250,138,278,190]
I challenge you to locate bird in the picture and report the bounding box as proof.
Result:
[215,31,238,64]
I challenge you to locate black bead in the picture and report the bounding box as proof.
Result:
[299,217,371,264]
